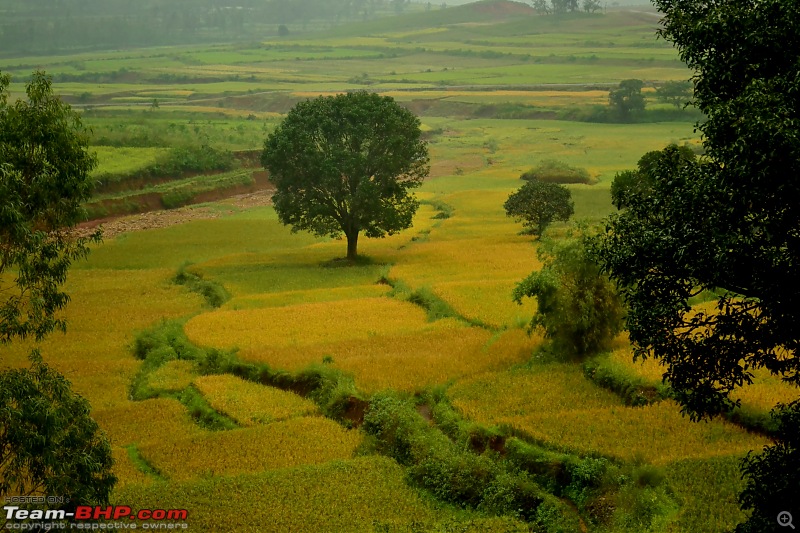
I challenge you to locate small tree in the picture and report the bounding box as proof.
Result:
[0,71,114,510]
[261,91,429,260]
[582,0,602,13]
[504,179,574,238]
[531,0,550,14]
[513,225,624,359]
[608,79,645,122]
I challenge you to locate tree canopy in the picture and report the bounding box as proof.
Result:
[0,355,116,507]
[261,91,429,260]
[0,71,99,344]
[503,179,574,237]
[592,1,800,527]
[0,71,114,511]
[609,143,696,209]
[608,79,645,122]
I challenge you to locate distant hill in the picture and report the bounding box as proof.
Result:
[320,0,535,37]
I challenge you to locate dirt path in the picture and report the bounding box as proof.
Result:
[77,188,273,239]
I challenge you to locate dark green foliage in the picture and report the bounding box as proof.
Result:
[150,144,236,176]
[361,392,560,524]
[520,160,592,185]
[179,386,240,431]
[504,180,574,238]
[173,264,230,308]
[130,320,362,426]
[407,286,459,322]
[262,91,429,260]
[655,80,694,108]
[608,79,645,122]
[596,0,800,419]
[595,0,800,526]
[0,353,116,509]
[736,402,800,533]
[0,72,114,508]
[610,144,696,209]
[514,226,624,359]
[0,71,99,344]
[582,0,601,13]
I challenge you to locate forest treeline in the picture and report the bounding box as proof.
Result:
[0,0,413,55]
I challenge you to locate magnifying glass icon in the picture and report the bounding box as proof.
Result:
[779,511,795,529]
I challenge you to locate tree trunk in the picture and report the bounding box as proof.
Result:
[346,231,359,260]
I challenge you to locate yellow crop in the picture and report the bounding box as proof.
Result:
[389,235,541,287]
[184,297,430,351]
[224,284,390,310]
[93,398,203,448]
[111,447,153,491]
[432,280,537,329]
[335,326,494,392]
[452,368,767,464]
[138,417,362,481]
[733,367,798,414]
[115,456,529,531]
[219,319,535,392]
[148,360,196,392]
[193,374,319,426]
[500,401,768,464]
[608,345,667,382]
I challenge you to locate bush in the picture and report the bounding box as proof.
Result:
[514,225,624,360]
[173,264,230,308]
[521,160,592,184]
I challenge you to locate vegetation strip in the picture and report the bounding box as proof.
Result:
[124,444,168,482]
[128,318,691,530]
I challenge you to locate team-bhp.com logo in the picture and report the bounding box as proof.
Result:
[4,505,189,530]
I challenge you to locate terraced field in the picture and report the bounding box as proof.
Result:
[0,2,775,531]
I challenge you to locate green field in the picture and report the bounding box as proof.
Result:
[1,2,772,532]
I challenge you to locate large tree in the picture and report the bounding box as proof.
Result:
[261,91,429,260]
[592,1,800,528]
[0,71,114,511]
